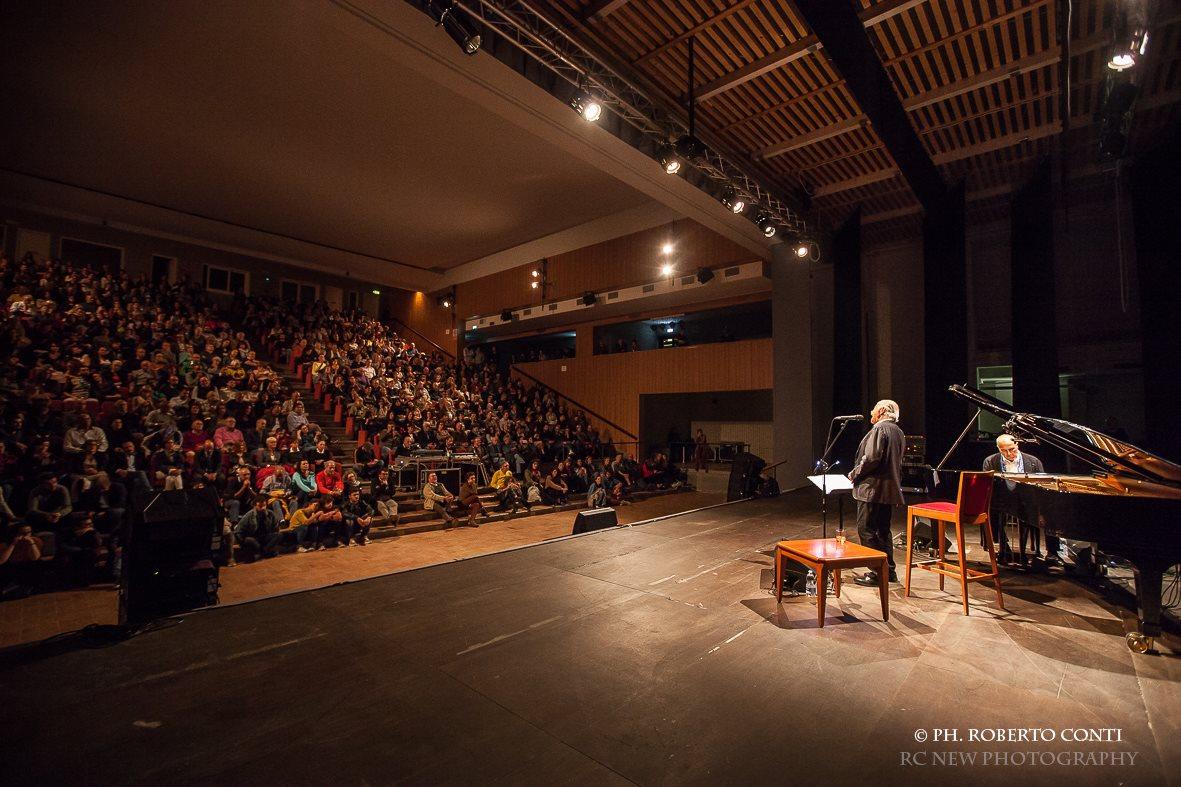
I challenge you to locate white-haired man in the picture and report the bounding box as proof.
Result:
[848,399,906,586]
[983,434,1058,566]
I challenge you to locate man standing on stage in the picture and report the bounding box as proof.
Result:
[849,399,905,586]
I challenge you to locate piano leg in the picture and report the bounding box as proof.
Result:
[1128,558,1169,653]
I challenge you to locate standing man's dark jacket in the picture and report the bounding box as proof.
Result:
[849,419,905,505]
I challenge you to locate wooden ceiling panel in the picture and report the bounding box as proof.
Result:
[536,0,1179,235]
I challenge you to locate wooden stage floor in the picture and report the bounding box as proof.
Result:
[2,491,1179,785]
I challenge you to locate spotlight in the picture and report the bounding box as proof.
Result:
[661,263,674,277]
[371,289,381,296]
[1108,27,1147,71]
[569,89,603,122]
[696,267,715,284]
[531,269,540,278]
[530,280,539,289]
[580,292,597,307]
[657,143,682,175]
[666,324,676,334]
[661,243,674,255]
[674,134,705,161]
[500,309,514,322]
[791,236,812,259]
[754,212,777,238]
[720,188,746,214]
[437,293,454,308]
[426,0,481,56]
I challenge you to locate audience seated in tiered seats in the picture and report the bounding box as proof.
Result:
[0,252,689,597]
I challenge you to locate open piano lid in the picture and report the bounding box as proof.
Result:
[949,384,1181,488]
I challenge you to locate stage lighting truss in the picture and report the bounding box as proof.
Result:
[443,0,809,239]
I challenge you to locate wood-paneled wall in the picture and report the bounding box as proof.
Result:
[384,289,458,357]
[454,218,756,320]
[515,338,773,446]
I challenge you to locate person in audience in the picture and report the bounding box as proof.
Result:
[213,417,244,449]
[291,459,318,506]
[587,473,608,509]
[64,413,108,455]
[233,495,280,562]
[58,512,105,586]
[354,439,384,480]
[190,439,222,490]
[0,524,45,598]
[458,472,484,527]
[422,471,456,525]
[542,467,569,506]
[223,465,255,522]
[371,467,400,524]
[26,473,73,532]
[315,460,344,502]
[151,437,186,489]
[340,487,375,546]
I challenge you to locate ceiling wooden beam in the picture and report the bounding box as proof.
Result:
[794,0,947,208]
[695,35,821,102]
[859,0,930,27]
[882,0,1053,67]
[903,47,1061,111]
[813,168,901,198]
[634,0,761,64]
[719,79,845,132]
[931,120,1071,164]
[757,116,866,159]
[583,0,632,23]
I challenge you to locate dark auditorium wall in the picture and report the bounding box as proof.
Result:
[0,206,384,312]
[453,218,756,320]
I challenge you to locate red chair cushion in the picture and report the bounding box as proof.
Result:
[911,501,958,514]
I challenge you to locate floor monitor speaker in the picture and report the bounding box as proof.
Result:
[727,452,766,501]
[572,507,618,535]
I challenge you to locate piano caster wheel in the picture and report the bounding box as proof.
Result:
[1125,632,1154,654]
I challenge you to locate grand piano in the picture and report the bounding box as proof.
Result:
[937,385,1181,653]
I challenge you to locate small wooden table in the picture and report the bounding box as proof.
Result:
[774,538,890,628]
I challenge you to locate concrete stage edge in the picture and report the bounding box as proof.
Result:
[1,491,1177,785]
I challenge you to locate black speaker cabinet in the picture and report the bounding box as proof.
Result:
[120,488,224,627]
[572,507,618,535]
[727,452,766,501]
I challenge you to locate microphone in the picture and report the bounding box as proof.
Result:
[833,414,864,422]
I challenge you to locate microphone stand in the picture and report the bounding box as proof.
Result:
[815,418,855,540]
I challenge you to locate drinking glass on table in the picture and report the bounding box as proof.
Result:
[835,526,846,546]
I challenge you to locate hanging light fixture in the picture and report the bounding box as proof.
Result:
[425,0,482,55]
[754,211,777,238]
[720,187,747,214]
[569,83,603,122]
[658,142,683,174]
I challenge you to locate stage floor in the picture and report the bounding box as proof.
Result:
[2,491,1179,785]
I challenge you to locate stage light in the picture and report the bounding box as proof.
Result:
[696,267,714,284]
[754,212,777,238]
[657,143,682,175]
[1108,28,1147,71]
[500,309,514,322]
[371,289,381,295]
[666,324,676,334]
[569,89,603,122]
[661,263,674,277]
[720,188,746,214]
[675,134,705,162]
[530,280,539,289]
[426,0,481,56]
[661,243,674,255]
[580,292,597,306]
[531,269,540,278]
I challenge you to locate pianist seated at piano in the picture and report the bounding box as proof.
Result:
[982,434,1061,567]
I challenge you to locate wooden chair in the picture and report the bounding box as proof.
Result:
[904,470,1004,615]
